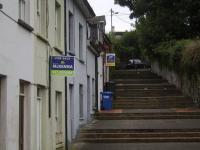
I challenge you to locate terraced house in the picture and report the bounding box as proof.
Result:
[0,0,109,150]
[0,0,65,150]
[65,0,110,146]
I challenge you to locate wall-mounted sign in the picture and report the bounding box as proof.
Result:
[106,53,115,67]
[51,56,74,76]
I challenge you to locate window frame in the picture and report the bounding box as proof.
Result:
[69,11,75,54]
[37,0,47,37]
[55,1,61,48]
[55,91,62,133]
[79,23,84,60]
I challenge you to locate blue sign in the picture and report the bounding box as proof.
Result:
[51,56,74,76]
[106,53,115,66]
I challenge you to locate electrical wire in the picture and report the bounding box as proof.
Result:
[115,15,132,25]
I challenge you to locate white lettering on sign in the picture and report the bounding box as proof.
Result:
[53,64,73,69]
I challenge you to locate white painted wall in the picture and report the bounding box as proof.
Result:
[66,0,88,143]
[86,49,96,114]
[0,1,34,150]
[0,0,66,150]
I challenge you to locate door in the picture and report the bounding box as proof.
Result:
[69,84,74,140]
[19,82,25,150]
[36,87,43,150]
[87,76,90,121]
[79,84,83,120]
[92,79,95,111]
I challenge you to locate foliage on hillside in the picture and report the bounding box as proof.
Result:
[114,0,200,76]
[151,40,200,77]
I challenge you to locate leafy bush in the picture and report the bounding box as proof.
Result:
[151,39,200,77]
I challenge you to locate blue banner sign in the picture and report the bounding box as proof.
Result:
[51,56,74,76]
[106,53,116,67]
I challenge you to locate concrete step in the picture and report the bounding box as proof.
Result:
[113,104,193,109]
[112,70,153,75]
[72,142,200,150]
[78,129,200,143]
[111,74,161,79]
[95,112,200,120]
[114,79,168,84]
[115,96,188,101]
[116,92,183,97]
[115,84,176,90]
[115,89,181,94]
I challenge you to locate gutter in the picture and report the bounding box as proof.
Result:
[74,0,95,18]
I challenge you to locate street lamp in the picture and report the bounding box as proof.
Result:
[110,9,118,33]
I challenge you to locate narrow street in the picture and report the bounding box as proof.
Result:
[72,69,200,150]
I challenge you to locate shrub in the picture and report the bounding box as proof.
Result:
[151,39,200,77]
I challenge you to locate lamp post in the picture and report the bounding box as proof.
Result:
[110,8,118,33]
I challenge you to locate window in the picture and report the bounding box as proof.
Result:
[69,84,75,139]
[19,81,30,150]
[79,24,83,60]
[69,12,74,53]
[86,23,91,40]
[55,1,61,48]
[19,0,30,23]
[55,91,62,133]
[79,84,84,119]
[37,0,47,37]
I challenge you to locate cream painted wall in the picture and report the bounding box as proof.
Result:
[33,0,65,150]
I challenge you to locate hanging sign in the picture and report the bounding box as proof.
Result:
[51,56,74,76]
[106,53,116,66]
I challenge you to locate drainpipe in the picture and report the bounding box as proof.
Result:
[64,0,68,149]
[48,55,52,118]
[95,55,98,112]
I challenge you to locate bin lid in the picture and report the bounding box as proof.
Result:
[103,91,113,95]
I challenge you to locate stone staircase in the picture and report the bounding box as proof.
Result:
[73,69,200,149]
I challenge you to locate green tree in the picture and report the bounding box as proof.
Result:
[115,0,200,48]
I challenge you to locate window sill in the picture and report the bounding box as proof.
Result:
[36,33,49,44]
[18,19,34,32]
[54,46,64,54]
[79,117,84,121]
[79,59,85,64]
[68,51,76,56]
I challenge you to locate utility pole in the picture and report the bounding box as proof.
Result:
[111,8,113,33]
[110,8,118,33]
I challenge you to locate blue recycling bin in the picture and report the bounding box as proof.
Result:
[101,91,113,110]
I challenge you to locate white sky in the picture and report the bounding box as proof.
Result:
[87,0,135,33]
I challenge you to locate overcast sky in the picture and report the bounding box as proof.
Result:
[87,0,135,33]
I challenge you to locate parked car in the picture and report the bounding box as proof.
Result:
[126,59,150,69]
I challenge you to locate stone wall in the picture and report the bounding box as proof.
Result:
[151,61,200,106]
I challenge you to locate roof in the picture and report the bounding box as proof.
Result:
[74,0,96,18]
